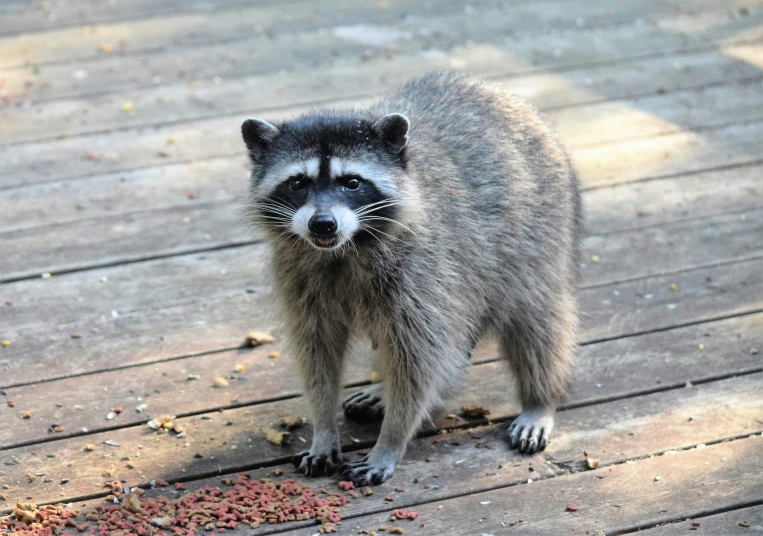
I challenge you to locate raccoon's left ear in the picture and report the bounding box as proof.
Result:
[241,118,279,163]
[373,113,409,155]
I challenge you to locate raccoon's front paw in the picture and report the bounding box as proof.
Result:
[339,448,397,486]
[293,447,343,477]
[343,384,385,422]
[508,408,555,454]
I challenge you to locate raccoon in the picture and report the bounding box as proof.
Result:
[241,72,582,486]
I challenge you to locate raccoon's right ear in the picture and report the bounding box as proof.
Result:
[241,118,279,163]
[373,113,410,155]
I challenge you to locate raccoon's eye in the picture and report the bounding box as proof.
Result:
[288,175,307,192]
[341,175,363,191]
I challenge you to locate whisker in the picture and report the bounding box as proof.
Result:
[357,216,416,235]
[354,200,402,217]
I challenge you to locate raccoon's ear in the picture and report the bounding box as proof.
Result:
[241,118,279,163]
[373,113,409,155]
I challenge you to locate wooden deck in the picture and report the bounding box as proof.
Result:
[1,0,762,534]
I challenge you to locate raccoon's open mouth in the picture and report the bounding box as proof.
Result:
[311,236,338,249]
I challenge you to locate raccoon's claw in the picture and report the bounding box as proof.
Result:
[343,385,385,422]
[338,458,396,486]
[507,409,555,455]
[293,448,343,477]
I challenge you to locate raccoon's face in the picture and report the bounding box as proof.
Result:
[242,111,410,252]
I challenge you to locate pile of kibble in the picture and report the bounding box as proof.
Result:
[1,474,349,535]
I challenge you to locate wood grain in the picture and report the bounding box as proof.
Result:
[4,10,762,188]
[0,0,746,71]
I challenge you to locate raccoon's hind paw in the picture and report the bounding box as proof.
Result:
[293,448,343,477]
[342,384,385,422]
[339,456,397,486]
[507,409,555,455]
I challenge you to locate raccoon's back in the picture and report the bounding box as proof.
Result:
[371,71,582,283]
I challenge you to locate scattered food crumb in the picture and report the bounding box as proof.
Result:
[585,456,599,470]
[654,476,661,482]
[212,376,229,388]
[22,411,33,419]
[338,481,355,491]
[268,351,280,358]
[264,427,290,446]
[244,331,275,347]
[692,521,701,527]
[392,509,418,520]
[425,457,436,462]
[698,343,705,350]
[394,486,405,492]
[390,528,404,535]
[97,43,114,52]
[361,486,374,496]
[113,407,124,414]
[740,520,751,527]
[2,340,10,347]
[234,364,245,373]
[369,371,382,383]
[279,415,304,429]
[71,332,82,339]
[590,255,600,264]
[273,468,283,476]
[147,414,175,430]
[122,102,134,114]
[460,405,490,418]
[384,496,394,502]
[84,443,96,451]
[566,504,578,512]
[669,283,677,291]
[7,401,15,408]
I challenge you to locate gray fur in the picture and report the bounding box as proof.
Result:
[243,72,582,485]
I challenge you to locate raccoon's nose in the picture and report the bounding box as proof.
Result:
[308,213,338,236]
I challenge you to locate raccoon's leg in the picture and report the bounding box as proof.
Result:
[341,336,467,485]
[291,324,350,477]
[501,298,576,455]
[343,383,386,422]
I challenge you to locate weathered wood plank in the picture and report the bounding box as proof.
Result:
[1,225,761,390]
[1,334,759,508]
[4,290,759,449]
[640,505,763,534]
[575,118,763,189]
[0,0,746,71]
[583,162,763,233]
[290,436,763,536]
